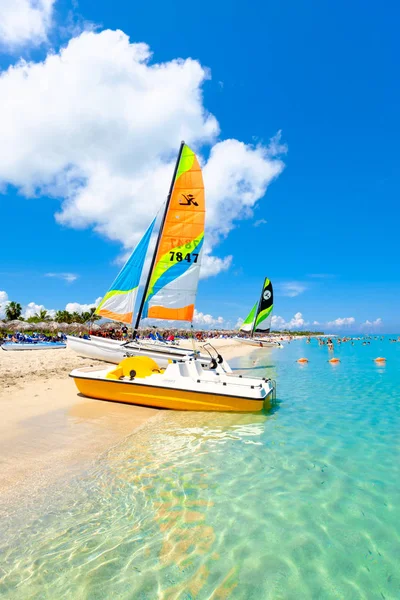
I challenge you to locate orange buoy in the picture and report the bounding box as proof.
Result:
[328,358,340,363]
[297,358,309,363]
[374,357,386,362]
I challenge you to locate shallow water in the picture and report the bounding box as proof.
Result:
[1,337,400,599]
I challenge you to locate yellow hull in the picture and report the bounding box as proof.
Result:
[72,376,268,412]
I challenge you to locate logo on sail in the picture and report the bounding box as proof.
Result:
[263,290,271,301]
[179,194,198,207]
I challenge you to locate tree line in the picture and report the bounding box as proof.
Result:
[3,301,101,324]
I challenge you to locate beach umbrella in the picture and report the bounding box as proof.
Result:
[0,321,5,330]
[90,323,101,331]
[19,322,35,331]
[5,319,25,331]
[57,322,70,332]
[34,321,51,331]
[46,321,59,332]
[100,322,117,331]
[69,322,89,332]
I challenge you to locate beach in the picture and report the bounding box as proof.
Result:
[0,338,255,508]
[2,336,399,599]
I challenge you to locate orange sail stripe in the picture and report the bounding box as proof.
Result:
[154,154,205,262]
[96,309,133,324]
[147,304,195,321]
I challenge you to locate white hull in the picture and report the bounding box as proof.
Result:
[70,356,275,412]
[237,338,283,348]
[2,342,66,351]
[66,335,232,372]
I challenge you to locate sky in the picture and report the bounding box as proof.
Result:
[0,0,399,332]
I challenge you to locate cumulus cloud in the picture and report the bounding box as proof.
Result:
[0,290,10,319]
[276,282,307,297]
[65,297,102,315]
[23,301,56,319]
[45,272,78,283]
[0,0,55,49]
[200,255,232,279]
[327,317,355,327]
[361,318,382,329]
[0,29,285,278]
[271,312,308,329]
[193,309,224,327]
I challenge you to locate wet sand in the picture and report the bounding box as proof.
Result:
[0,339,256,507]
[0,348,158,506]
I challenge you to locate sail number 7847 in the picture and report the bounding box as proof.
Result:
[169,252,199,263]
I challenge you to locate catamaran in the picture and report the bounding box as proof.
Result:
[70,143,276,411]
[238,278,282,348]
[67,142,229,371]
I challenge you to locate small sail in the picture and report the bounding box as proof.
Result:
[143,144,205,321]
[95,218,156,324]
[239,301,258,333]
[254,278,273,333]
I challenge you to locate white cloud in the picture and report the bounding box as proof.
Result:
[327,317,355,327]
[0,29,285,278]
[361,318,382,329]
[271,312,308,330]
[200,254,232,279]
[0,290,10,319]
[45,272,78,283]
[65,297,102,315]
[253,218,267,227]
[235,317,244,329]
[0,0,55,49]
[193,309,224,327]
[276,282,307,297]
[23,301,56,319]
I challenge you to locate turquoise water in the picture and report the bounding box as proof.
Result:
[1,337,400,599]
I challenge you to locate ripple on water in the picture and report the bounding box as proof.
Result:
[1,339,400,599]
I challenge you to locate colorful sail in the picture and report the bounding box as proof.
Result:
[143,144,205,321]
[95,218,156,324]
[239,301,258,333]
[254,278,273,333]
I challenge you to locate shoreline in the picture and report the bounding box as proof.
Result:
[0,339,258,507]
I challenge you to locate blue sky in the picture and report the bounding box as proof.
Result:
[0,0,399,331]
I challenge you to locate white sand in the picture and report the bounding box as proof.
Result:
[0,339,255,505]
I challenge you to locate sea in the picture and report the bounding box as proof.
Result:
[1,336,400,599]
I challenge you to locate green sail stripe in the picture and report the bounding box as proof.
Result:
[255,305,273,327]
[242,301,258,326]
[146,232,204,301]
[175,145,195,181]
[96,288,137,312]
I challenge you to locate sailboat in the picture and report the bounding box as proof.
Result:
[67,142,229,371]
[70,143,276,411]
[238,278,282,348]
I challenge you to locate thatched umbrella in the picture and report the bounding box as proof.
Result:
[90,323,101,331]
[100,321,117,331]
[46,321,60,332]
[69,322,89,333]
[0,321,6,330]
[19,322,34,331]
[57,322,70,332]
[33,321,50,331]
[5,319,25,331]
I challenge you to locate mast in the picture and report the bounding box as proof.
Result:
[250,277,267,338]
[133,141,185,332]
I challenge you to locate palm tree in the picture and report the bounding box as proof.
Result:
[5,301,22,321]
[55,310,72,323]
[81,307,101,323]
[34,309,51,322]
